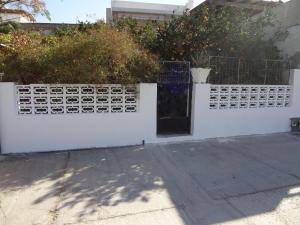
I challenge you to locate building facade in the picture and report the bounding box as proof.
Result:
[0,9,34,23]
[106,0,187,22]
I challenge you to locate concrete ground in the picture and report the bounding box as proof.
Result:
[0,133,300,225]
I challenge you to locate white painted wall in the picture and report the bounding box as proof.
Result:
[111,0,186,15]
[0,83,157,154]
[154,69,300,144]
[186,0,205,10]
[192,69,300,139]
[0,70,299,153]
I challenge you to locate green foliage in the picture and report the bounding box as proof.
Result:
[112,17,158,51]
[0,6,282,84]
[112,6,281,63]
[1,24,160,84]
[53,25,75,37]
[0,22,20,34]
[191,50,210,67]
[156,6,280,61]
[54,21,107,37]
[77,21,105,32]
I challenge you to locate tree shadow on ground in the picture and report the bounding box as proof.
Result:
[1,134,300,225]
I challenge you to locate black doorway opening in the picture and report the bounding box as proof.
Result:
[157,61,193,135]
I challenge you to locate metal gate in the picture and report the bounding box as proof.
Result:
[157,61,192,135]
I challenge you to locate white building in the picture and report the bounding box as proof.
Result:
[106,0,187,22]
[0,9,34,23]
[186,0,204,10]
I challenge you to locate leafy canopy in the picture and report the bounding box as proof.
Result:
[112,17,158,52]
[111,5,280,63]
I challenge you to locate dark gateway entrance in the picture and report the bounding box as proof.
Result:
[157,61,192,135]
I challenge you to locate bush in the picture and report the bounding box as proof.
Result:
[112,18,158,52]
[1,24,160,84]
[0,22,20,34]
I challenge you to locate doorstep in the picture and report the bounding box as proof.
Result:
[155,133,199,144]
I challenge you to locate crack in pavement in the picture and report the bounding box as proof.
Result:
[223,183,300,201]
[62,204,186,225]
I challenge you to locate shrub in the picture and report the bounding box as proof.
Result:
[112,17,158,52]
[1,24,160,84]
[0,21,20,34]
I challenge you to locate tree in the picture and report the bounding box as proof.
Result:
[0,0,50,21]
[156,6,279,61]
[112,6,280,63]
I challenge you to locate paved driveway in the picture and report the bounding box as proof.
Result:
[0,133,300,225]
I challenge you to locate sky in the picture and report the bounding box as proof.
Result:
[36,0,191,23]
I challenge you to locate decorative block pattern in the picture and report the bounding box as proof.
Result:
[16,84,138,115]
[209,85,292,110]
